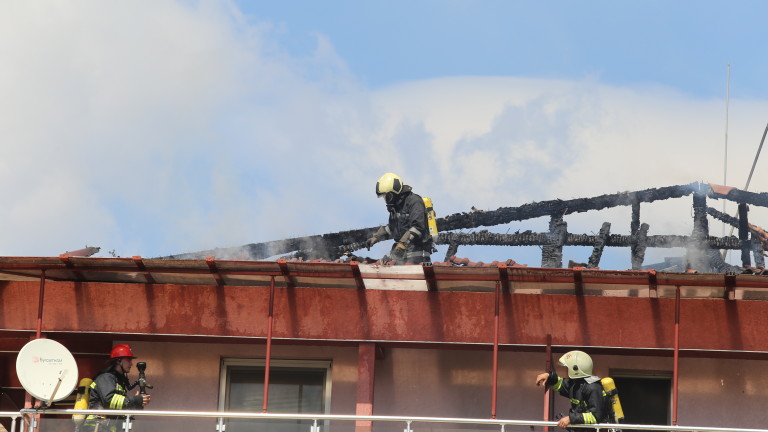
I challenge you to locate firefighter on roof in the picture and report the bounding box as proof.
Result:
[535,350,611,430]
[367,172,434,264]
[81,344,151,432]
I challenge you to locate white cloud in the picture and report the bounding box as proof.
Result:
[1,1,766,268]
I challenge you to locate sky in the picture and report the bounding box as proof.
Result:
[2,0,768,269]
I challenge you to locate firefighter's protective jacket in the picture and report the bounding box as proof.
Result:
[383,186,432,263]
[545,370,610,426]
[87,366,143,415]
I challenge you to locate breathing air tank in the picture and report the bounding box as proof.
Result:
[423,197,438,237]
[601,377,625,423]
[72,378,93,429]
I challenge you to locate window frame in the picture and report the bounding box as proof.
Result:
[218,358,333,415]
[609,368,672,426]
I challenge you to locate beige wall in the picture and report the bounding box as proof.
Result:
[120,341,766,431]
[128,340,359,412]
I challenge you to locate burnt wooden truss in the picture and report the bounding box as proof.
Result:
[162,182,768,273]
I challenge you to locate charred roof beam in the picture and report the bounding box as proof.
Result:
[588,222,611,269]
[542,216,567,268]
[706,185,768,207]
[159,182,768,262]
[433,231,741,249]
[631,223,650,270]
[438,183,698,232]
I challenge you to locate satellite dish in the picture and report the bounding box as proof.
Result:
[16,339,78,405]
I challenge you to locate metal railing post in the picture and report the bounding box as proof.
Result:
[24,414,35,432]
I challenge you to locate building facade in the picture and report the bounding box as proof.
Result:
[2,257,768,431]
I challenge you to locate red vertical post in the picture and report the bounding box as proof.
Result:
[543,334,552,432]
[491,281,500,419]
[672,285,680,425]
[36,269,46,339]
[262,276,275,413]
[355,343,376,432]
[25,270,47,410]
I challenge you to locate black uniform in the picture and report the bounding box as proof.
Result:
[378,186,433,264]
[545,371,611,428]
[80,366,143,432]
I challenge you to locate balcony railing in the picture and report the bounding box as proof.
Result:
[1,410,767,432]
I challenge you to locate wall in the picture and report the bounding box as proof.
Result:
[99,342,768,431]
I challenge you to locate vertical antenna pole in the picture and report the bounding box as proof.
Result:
[722,63,731,260]
[723,64,730,221]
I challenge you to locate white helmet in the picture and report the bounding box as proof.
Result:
[559,350,593,379]
[376,172,403,197]
[376,172,404,204]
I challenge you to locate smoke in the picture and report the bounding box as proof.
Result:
[2,1,768,269]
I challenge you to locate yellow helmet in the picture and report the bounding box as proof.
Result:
[376,172,403,198]
[559,350,593,379]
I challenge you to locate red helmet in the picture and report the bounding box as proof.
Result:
[110,344,137,359]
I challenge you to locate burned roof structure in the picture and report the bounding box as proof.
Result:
[161,182,768,274]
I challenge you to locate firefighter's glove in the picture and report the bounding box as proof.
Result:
[392,242,407,259]
[365,237,378,251]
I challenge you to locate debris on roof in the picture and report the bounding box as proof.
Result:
[160,182,768,274]
[62,246,101,257]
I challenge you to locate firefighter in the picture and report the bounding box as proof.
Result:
[366,172,434,264]
[80,344,151,432]
[535,350,610,430]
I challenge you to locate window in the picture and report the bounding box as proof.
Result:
[219,359,332,432]
[610,369,671,430]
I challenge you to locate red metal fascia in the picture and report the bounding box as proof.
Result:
[7,279,768,352]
